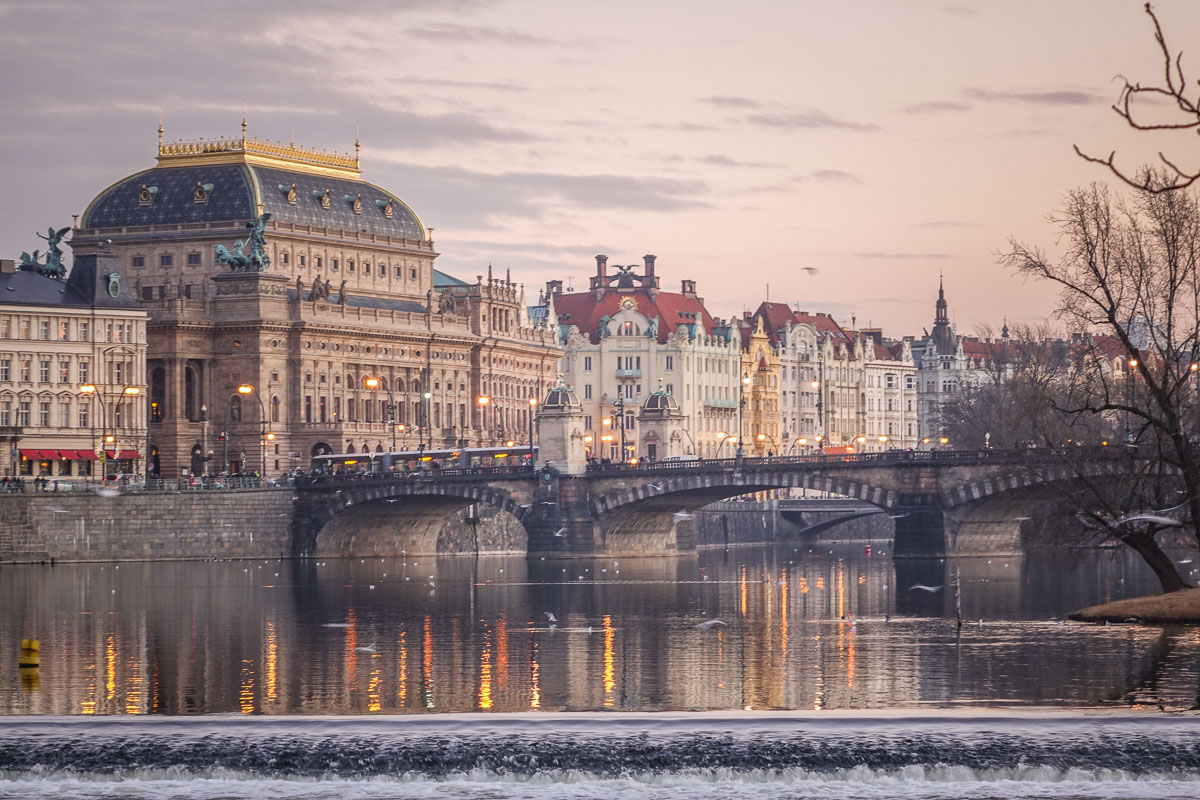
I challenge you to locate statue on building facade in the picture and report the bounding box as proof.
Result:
[647,315,659,339]
[597,315,611,339]
[311,277,332,301]
[214,212,272,272]
[19,226,70,278]
[337,280,348,304]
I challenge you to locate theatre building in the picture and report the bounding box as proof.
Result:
[0,256,148,478]
[68,124,559,477]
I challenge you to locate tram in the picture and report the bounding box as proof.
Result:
[310,445,535,474]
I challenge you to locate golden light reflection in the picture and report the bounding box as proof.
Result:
[265,620,278,705]
[496,615,509,694]
[478,628,494,710]
[398,629,408,704]
[124,653,142,714]
[836,561,846,621]
[239,659,256,714]
[780,568,789,666]
[603,614,615,706]
[423,615,435,709]
[367,667,382,712]
[530,638,541,709]
[816,576,825,591]
[105,634,116,701]
[81,655,97,714]
[740,565,748,617]
[344,610,359,685]
[799,576,810,595]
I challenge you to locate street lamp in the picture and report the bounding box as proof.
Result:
[756,431,779,457]
[738,374,751,457]
[476,395,491,447]
[422,390,432,450]
[364,376,398,452]
[716,433,738,459]
[79,384,101,482]
[527,397,538,467]
[788,436,808,455]
[237,384,268,477]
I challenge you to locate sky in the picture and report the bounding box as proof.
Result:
[4,0,1200,338]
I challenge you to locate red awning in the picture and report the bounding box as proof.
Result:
[57,450,80,460]
[76,450,98,461]
[18,449,40,459]
[118,450,140,460]
[38,449,61,460]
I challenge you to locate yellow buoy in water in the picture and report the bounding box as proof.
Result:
[19,638,39,668]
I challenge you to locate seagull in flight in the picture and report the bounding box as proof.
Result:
[650,483,663,491]
[1117,513,1184,527]
[354,642,377,653]
[694,619,727,632]
[801,266,819,275]
[673,511,693,522]
[545,612,557,624]
[553,527,566,537]
[909,584,943,593]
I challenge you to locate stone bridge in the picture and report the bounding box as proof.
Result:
[291,448,1140,558]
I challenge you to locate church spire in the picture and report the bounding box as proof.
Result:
[935,273,948,324]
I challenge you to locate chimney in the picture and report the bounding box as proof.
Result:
[0,259,14,274]
[595,254,608,277]
[545,279,563,297]
[680,279,696,297]
[643,254,656,285]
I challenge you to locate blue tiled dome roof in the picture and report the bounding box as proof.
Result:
[83,163,425,240]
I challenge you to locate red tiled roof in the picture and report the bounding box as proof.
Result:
[553,289,718,344]
[752,302,850,342]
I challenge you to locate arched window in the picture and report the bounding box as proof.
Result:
[270,395,280,423]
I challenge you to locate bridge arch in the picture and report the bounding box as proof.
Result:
[294,479,529,557]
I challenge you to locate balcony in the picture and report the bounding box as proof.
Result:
[615,368,642,378]
[704,398,738,408]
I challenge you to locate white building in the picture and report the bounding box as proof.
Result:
[0,253,149,479]
[551,255,743,461]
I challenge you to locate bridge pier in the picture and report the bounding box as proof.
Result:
[892,493,947,557]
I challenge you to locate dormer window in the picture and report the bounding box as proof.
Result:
[378,198,394,219]
[193,182,213,204]
[345,193,362,214]
[138,184,158,207]
[314,188,331,210]
[280,183,297,205]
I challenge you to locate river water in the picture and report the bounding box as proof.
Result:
[2,541,1199,798]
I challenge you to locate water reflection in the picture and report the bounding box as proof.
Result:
[2,543,1198,715]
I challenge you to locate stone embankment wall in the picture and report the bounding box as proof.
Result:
[0,490,294,563]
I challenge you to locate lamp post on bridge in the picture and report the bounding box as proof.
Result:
[364,376,398,452]
[237,384,271,478]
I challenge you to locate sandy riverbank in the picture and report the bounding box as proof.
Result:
[1069,587,1200,624]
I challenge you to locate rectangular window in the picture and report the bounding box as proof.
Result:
[584,384,592,399]
[160,254,173,267]
[584,415,593,430]
[78,359,89,383]
[318,396,327,423]
[79,402,88,428]
[58,321,69,340]
[348,260,356,273]
[60,403,70,428]
[39,402,50,427]
[584,356,592,371]
[666,383,674,395]
[410,268,417,280]
[18,401,30,426]
[0,318,8,338]
[39,320,50,340]
[347,398,357,422]
[114,362,124,384]
[20,359,30,382]
[79,322,89,342]
[315,256,323,269]
[281,252,289,265]
[59,361,69,383]
[333,397,341,419]
[331,258,339,271]
[395,267,402,277]
[187,252,201,266]
[131,256,145,268]
[304,396,312,423]
[20,319,30,338]
[0,402,9,426]
[299,255,306,267]
[0,359,8,382]
[665,356,673,370]
[625,413,635,430]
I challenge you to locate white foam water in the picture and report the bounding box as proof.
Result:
[2,712,1199,799]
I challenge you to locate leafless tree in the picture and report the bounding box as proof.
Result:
[1001,181,1200,592]
[1076,3,1200,192]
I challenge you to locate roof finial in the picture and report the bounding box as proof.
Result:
[157,111,164,148]
[241,104,248,146]
[355,124,360,166]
